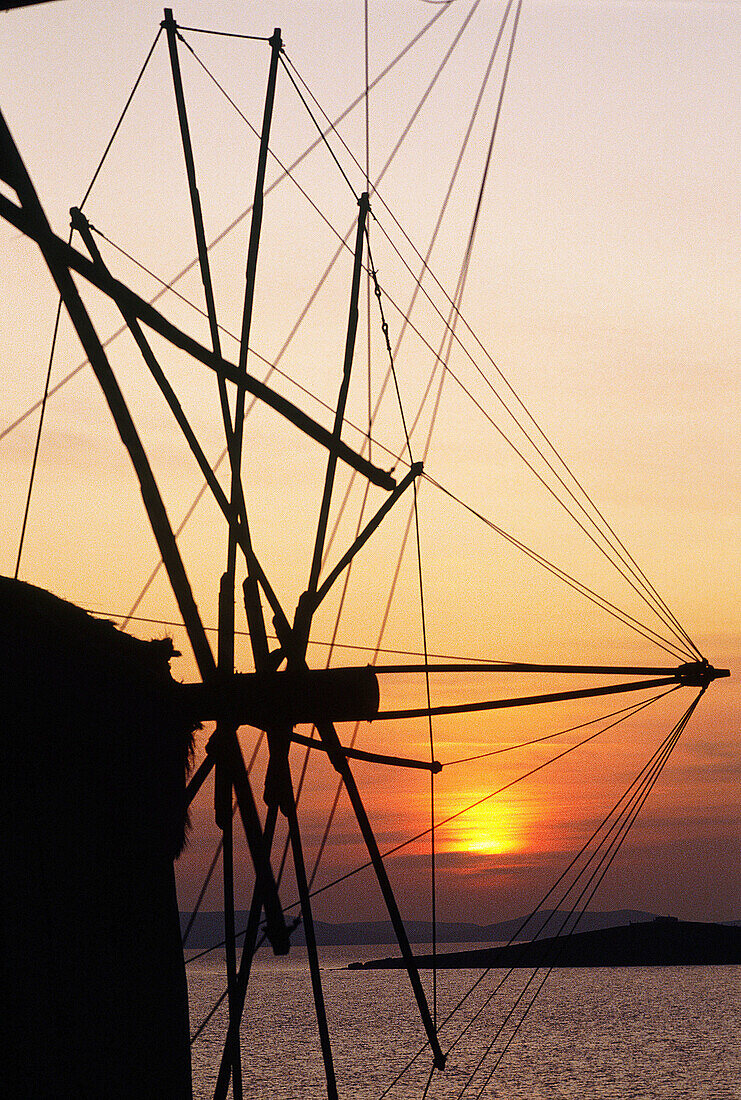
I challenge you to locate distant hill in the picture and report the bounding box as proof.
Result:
[181,909,663,950]
[351,918,741,970]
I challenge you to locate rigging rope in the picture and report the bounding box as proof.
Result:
[175,26,269,42]
[378,688,697,1096]
[362,227,698,658]
[280,0,485,205]
[462,721,684,1054]
[13,289,65,580]
[274,5,699,659]
[426,475,692,661]
[365,0,372,459]
[177,688,680,986]
[91,606,603,666]
[17,206,690,661]
[13,28,163,579]
[3,20,697,659]
[1,1,450,442]
[442,689,678,766]
[272,8,700,661]
[367,262,701,664]
[459,694,701,1097]
[307,686,677,903]
[367,233,440,1026]
[79,27,163,211]
[279,55,358,199]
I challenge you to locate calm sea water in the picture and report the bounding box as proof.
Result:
[186,945,740,1099]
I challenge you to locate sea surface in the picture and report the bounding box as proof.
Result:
[186,945,740,1099]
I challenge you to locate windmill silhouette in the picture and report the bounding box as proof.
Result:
[0,8,728,1098]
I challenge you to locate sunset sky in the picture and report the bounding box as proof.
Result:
[1,0,738,928]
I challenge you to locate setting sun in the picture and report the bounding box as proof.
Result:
[442,799,526,857]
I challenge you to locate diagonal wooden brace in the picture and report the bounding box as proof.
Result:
[206,725,290,955]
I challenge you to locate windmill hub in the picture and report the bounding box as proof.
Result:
[676,660,730,688]
[178,665,380,729]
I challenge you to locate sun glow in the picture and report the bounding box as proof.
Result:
[465,836,510,856]
[443,799,526,857]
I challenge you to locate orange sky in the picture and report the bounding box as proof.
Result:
[1,0,738,925]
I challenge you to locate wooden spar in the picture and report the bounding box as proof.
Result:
[163,7,235,471]
[260,710,339,1097]
[215,603,242,1096]
[161,27,245,1049]
[166,43,283,1017]
[71,206,290,665]
[163,38,252,962]
[288,729,442,773]
[372,661,726,677]
[70,206,238,526]
[212,804,281,1100]
[284,761,338,1099]
[314,716,447,1071]
[185,754,215,807]
[267,463,423,669]
[313,461,423,607]
[0,191,396,491]
[163,7,225,364]
[226,19,282,712]
[226,37,282,844]
[69,207,291,654]
[216,743,242,1100]
[232,27,283,513]
[298,192,371,651]
[378,675,681,720]
[205,725,290,955]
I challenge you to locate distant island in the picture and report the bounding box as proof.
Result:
[349,917,741,970]
[181,909,741,963]
[181,908,658,949]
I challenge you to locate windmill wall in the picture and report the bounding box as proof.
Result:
[1,576,196,1097]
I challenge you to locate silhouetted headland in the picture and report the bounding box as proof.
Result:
[350,917,741,970]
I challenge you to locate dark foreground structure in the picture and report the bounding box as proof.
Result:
[1,577,196,1097]
[354,917,741,970]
